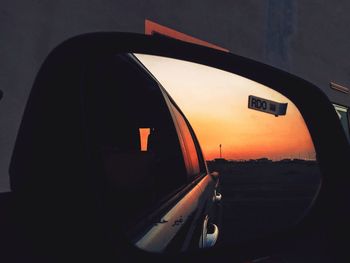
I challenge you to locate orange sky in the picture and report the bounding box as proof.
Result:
[135,54,316,161]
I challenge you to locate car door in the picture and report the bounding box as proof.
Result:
[7,50,219,259]
[116,54,221,252]
[158,87,221,251]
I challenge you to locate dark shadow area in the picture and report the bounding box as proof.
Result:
[207,159,321,245]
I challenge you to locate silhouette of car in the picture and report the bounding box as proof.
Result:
[7,51,222,257]
[89,53,222,252]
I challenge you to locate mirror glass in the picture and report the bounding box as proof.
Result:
[83,53,321,252]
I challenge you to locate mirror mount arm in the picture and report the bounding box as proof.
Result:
[210,171,219,180]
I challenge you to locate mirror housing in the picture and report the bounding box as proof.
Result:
[9,32,350,262]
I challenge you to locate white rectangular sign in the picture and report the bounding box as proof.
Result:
[248,95,288,117]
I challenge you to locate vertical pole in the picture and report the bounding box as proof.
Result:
[219,144,222,158]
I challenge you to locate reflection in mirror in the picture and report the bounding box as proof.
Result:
[84,53,321,252]
[134,54,321,245]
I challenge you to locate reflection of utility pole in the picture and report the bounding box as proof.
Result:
[219,144,222,158]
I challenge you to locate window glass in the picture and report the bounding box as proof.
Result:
[139,128,151,151]
[85,54,187,228]
[170,103,200,180]
[190,129,207,175]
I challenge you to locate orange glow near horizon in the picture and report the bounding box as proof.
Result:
[135,54,316,161]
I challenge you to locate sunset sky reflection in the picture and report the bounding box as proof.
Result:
[135,54,315,161]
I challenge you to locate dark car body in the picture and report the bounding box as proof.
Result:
[92,53,222,252]
[3,51,221,259]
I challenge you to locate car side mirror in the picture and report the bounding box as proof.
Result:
[9,33,350,262]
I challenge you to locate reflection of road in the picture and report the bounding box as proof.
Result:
[208,161,321,245]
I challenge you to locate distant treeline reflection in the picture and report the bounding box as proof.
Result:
[207,157,318,173]
[208,157,317,164]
